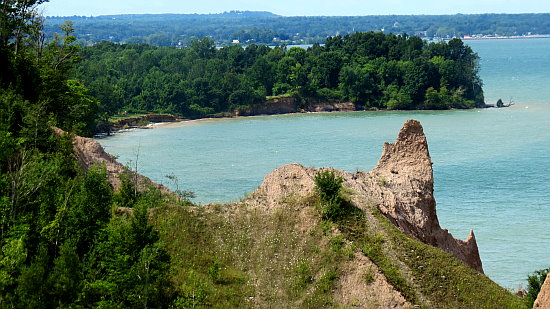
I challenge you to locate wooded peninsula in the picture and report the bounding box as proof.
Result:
[75,33,484,127]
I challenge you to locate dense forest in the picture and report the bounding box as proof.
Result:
[44,12,550,46]
[0,1,177,307]
[73,33,484,119]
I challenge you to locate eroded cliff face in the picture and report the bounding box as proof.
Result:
[54,128,170,193]
[111,114,179,130]
[246,119,483,273]
[61,118,483,273]
[236,96,356,116]
[370,119,483,273]
[534,274,550,308]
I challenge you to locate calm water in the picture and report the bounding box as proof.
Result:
[99,38,550,289]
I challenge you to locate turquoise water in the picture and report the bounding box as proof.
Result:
[469,38,550,104]
[99,38,550,289]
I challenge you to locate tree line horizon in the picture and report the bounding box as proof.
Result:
[75,32,484,122]
[44,12,550,47]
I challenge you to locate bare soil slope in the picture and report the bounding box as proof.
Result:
[246,119,482,272]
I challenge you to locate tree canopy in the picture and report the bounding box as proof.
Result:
[0,1,173,307]
[73,33,483,118]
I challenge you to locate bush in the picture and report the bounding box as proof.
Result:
[526,268,549,307]
[316,88,343,100]
[272,82,292,96]
[314,170,345,221]
[114,174,138,207]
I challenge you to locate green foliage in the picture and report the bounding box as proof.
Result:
[48,241,82,304]
[317,269,338,293]
[384,85,413,110]
[174,270,209,307]
[15,246,50,308]
[314,170,349,221]
[64,166,112,255]
[80,202,171,308]
[208,260,222,283]
[329,235,345,253]
[114,173,138,207]
[0,237,26,296]
[0,3,174,308]
[526,268,550,307]
[363,269,375,284]
[316,87,343,101]
[62,79,101,136]
[294,261,313,288]
[73,32,483,122]
[314,170,343,202]
[272,82,292,96]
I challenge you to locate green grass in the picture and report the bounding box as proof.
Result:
[150,193,352,308]
[150,205,252,308]
[369,205,528,309]
[325,196,527,309]
[109,113,149,120]
[335,206,420,305]
[148,187,527,308]
[266,94,292,100]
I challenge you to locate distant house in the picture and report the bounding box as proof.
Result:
[414,31,428,37]
[232,39,240,44]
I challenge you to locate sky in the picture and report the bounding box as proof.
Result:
[42,0,550,17]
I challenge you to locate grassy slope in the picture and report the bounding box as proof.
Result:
[338,202,527,309]
[150,191,527,308]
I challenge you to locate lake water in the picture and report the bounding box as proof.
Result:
[98,38,550,289]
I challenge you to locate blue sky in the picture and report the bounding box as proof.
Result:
[43,0,550,17]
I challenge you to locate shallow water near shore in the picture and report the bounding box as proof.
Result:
[98,38,550,289]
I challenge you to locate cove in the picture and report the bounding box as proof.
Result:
[98,38,550,289]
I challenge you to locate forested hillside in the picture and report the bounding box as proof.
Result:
[44,12,550,46]
[74,33,484,118]
[0,1,175,307]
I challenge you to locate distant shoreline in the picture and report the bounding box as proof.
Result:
[96,102,506,139]
[98,96,510,138]
[461,35,550,40]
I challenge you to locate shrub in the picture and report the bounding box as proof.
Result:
[208,261,221,283]
[114,174,138,207]
[316,88,343,100]
[314,170,345,221]
[295,262,313,288]
[363,269,375,285]
[526,268,550,307]
[314,171,343,201]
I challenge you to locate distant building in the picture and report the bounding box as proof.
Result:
[232,39,240,44]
